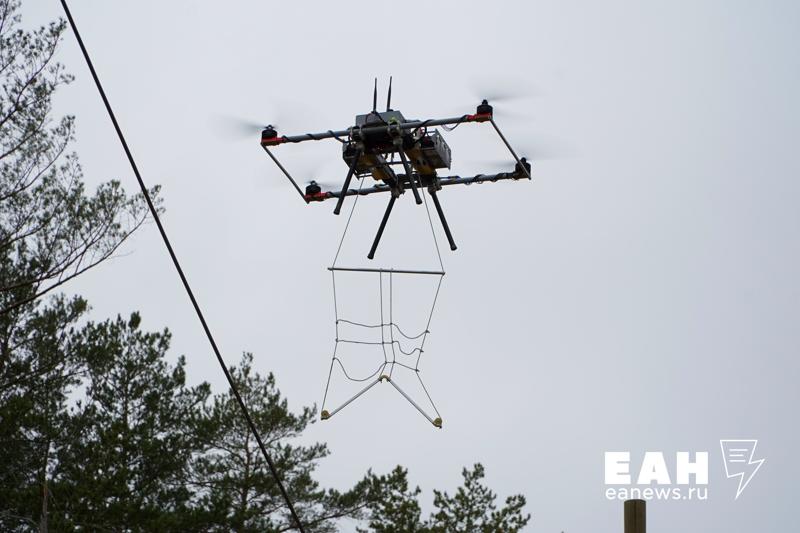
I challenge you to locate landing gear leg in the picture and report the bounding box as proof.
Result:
[368,194,397,260]
[428,188,457,251]
[333,149,362,215]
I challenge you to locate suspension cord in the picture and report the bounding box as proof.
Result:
[420,189,444,272]
[58,2,306,530]
[331,176,365,268]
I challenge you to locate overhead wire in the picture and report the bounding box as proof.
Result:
[58,2,306,530]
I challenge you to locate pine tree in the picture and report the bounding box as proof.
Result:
[51,313,209,531]
[0,2,153,527]
[357,466,424,533]
[0,0,155,318]
[0,295,87,530]
[191,353,366,532]
[428,464,530,533]
[359,463,530,533]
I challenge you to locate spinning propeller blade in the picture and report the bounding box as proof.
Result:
[212,99,322,140]
[443,78,541,119]
[212,116,275,140]
[459,132,574,171]
[469,77,541,103]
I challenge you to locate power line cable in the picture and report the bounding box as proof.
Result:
[57,2,306,530]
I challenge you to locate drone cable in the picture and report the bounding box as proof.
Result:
[58,2,307,530]
[331,177,366,268]
[420,187,445,271]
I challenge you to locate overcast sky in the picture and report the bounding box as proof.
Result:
[22,1,800,531]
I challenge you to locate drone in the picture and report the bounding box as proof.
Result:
[260,78,532,259]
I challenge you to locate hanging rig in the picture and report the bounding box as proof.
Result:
[321,267,445,428]
[258,79,533,427]
[319,158,448,428]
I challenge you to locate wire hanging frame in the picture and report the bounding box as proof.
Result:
[321,176,446,428]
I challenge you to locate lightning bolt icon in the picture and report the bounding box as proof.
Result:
[720,439,765,499]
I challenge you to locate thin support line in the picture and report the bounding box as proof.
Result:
[331,177,365,268]
[331,339,421,354]
[391,323,427,340]
[391,342,422,356]
[321,346,337,411]
[420,189,444,271]
[335,319,384,329]
[419,275,444,356]
[332,270,339,333]
[416,372,442,419]
[58,2,305,530]
[336,339,385,346]
[332,358,385,382]
[334,320,428,340]
[379,272,388,363]
[388,271,398,378]
[323,270,338,411]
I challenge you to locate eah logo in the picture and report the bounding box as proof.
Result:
[720,440,765,499]
[604,451,709,501]
[603,440,766,501]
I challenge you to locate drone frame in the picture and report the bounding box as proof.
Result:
[260,101,531,259]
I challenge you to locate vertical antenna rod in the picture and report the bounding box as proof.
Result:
[386,76,393,111]
[58,1,306,531]
[372,77,378,112]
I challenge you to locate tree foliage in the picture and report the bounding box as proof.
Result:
[357,466,424,533]
[359,464,531,533]
[0,2,155,527]
[51,313,209,531]
[2,305,531,531]
[0,295,87,530]
[190,353,366,532]
[1,312,371,532]
[0,0,156,319]
[428,463,530,533]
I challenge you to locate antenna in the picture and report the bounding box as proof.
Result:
[386,76,393,111]
[372,77,377,112]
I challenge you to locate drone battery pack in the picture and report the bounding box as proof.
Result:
[418,131,451,170]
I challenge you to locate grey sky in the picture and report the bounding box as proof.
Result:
[22,1,800,531]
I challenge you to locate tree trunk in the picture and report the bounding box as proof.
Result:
[39,442,50,533]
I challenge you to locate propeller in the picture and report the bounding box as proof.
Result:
[457,134,574,172]
[212,116,279,140]
[440,78,541,121]
[304,178,342,190]
[211,98,322,141]
[444,98,532,122]
[469,76,541,103]
[297,178,356,197]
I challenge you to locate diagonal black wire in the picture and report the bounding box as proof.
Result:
[58,2,306,531]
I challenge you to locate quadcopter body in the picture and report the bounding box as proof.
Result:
[260,79,531,259]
